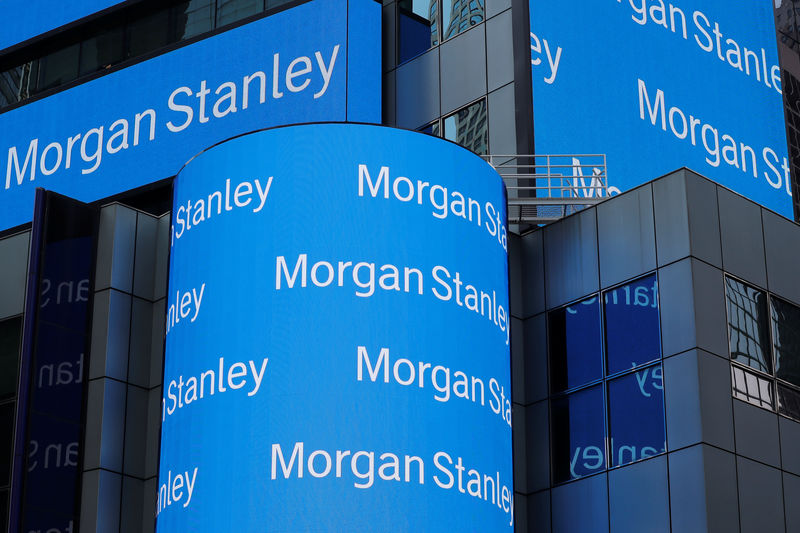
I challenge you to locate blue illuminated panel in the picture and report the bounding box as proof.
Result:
[158,124,513,531]
[0,0,380,231]
[530,0,792,216]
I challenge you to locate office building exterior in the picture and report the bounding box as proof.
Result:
[1,0,799,531]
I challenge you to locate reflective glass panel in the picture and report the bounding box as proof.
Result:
[608,364,665,467]
[731,365,773,409]
[37,43,79,92]
[550,385,605,483]
[726,277,771,374]
[443,99,488,155]
[0,317,21,401]
[126,9,171,59]
[772,297,800,387]
[172,0,215,41]
[778,384,800,420]
[548,296,602,392]
[441,0,483,40]
[79,27,124,76]
[216,0,263,27]
[604,275,660,375]
[0,62,37,109]
[398,0,439,63]
[417,121,440,136]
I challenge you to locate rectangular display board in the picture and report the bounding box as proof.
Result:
[530,0,792,217]
[0,0,127,51]
[0,0,381,231]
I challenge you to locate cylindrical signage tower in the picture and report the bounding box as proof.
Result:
[157,123,513,531]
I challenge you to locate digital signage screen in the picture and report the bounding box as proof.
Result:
[158,124,514,531]
[0,0,380,232]
[529,0,792,217]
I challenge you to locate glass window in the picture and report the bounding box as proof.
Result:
[548,297,602,392]
[604,275,660,375]
[771,297,800,387]
[731,365,773,409]
[778,384,800,421]
[607,364,665,467]
[0,402,14,486]
[443,99,488,155]
[726,277,771,374]
[550,385,605,483]
[441,0,483,40]
[216,0,264,27]
[37,43,80,92]
[126,9,171,59]
[398,0,439,64]
[0,317,21,401]
[417,121,440,136]
[172,0,215,41]
[79,27,125,77]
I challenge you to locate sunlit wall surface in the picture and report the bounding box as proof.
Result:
[529,0,792,217]
[157,124,514,531]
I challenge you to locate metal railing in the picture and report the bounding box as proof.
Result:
[482,154,611,224]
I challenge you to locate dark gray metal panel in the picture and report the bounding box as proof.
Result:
[718,187,767,288]
[690,259,728,358]
[784,472,800,533]
[95,204,136,293]
[521,229,545,318]
[658,259,696,358]
[395,48,440,129]
[89,289,131,382]
[523,313,547,404]
[527,490,551,533]
[653,170,691,267]
[123,385,148,478]
[486,10,514,93]
[511,317,525,405]
[486,0,510,20]
[488,83,517,156]
[382,3,396,73]
[120,477,145,533]
[509,233,522,318]
[780,417,800,476]
[512,403,527,494]
[734,399,781,468]
[0,231,30,320]
[153,214,170,301]
[526,400,549,493]
[132,213,157,300]
[763,208,800,305]
[440,26,487,115]
[544,209,599,309]
[685,170,722,267]
[551,473,609,533]
[597,184,656,288]
[128,297,154,389]
[609,457,670,533]
[701,445,740,533]
[737,456,785,533]
[383,70,397,126]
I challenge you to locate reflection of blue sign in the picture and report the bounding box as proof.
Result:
[0,0,126,51]
[0,0,380,231]
[530,0,792,216]
[158,124,513,531]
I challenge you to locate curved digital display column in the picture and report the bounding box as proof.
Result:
[158,123,513,531]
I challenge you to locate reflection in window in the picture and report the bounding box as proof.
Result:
[417,121,441,136]
[607,364,664,467]
[726,278,771,374]
[0,317,21,401]
[441,0,483,40]
[550,385,605,483]
[172,0,216,41]
[732,366,773,409]
[548,297,602,392]
[37,44,80,92]
[79,27,125,77]
[771,297,800,387]
[604,275,660,375]
[216,0,264,26]
[126,10,171,59]
[399,0,439,63]
[779,384,800,421]
[443,99,488,155]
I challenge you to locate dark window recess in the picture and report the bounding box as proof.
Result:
[548,296,602,393]
[37,43,80,92]
[0,317,22,401]
[778,384,800,420]
[550,385,605,483]
[79,27,125,77]
[731,365,773,409]
[443,99,488,155]
[726,277,771,374]
[172,0,216,41]
[607,364,664,467]
[604,275,660,375]
[0,402,14,486]
[398,0,439,64]
[127,10,172,59]
[217,0,264,26]
[0,488,7,532]
[771,297,800,387]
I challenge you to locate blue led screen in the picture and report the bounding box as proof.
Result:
[530,0,792,216]
[0,0,380,232]
[0,0,127,51]
[158,124,514,531]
